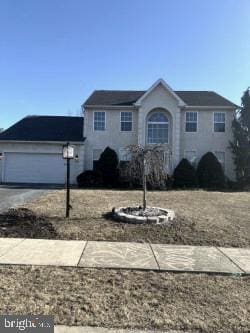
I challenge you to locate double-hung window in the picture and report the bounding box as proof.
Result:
[121,112,132,131]
[119,148,131,161]
[185,112,198,132]
[214,112,225,132]
[94,111,105,131]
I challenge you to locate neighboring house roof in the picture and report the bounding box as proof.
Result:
[0,116,85,142]
[84,90,238,108]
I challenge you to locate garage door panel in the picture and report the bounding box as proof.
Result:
[4,153,66,184]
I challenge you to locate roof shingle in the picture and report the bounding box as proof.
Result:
[0,116,85,142]
[84,90,238,108]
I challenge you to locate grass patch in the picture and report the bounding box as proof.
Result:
[21,189,250,247]
[0,266,248,332]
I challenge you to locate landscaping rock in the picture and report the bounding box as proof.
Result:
[113,206,175,225]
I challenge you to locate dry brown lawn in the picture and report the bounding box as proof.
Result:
[24,189,250,247]
[0,266,249,333]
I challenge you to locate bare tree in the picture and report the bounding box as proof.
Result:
[120,145,171,210]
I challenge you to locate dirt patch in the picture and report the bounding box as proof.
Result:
[0,208,57,239]
[0,266,248,332]
[21,189,250,247]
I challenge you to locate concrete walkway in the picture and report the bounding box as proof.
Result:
[0,238,249,275]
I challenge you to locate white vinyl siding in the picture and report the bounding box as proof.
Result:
[94,111,105,131]
[185,112,198,132]
[214,112,225,132]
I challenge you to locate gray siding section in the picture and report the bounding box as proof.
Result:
[84,108,138,170]
[180,109,235,180]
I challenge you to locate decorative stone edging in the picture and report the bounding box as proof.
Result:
[112,207,175,225]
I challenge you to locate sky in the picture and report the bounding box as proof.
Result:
[0,0,249,129]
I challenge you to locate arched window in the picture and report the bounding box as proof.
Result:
[147,112,169,144]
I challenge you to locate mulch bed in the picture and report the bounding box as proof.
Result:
[0,208,57,239]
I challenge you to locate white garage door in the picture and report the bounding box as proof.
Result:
[4,152,66,184]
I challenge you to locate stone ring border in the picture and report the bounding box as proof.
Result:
[113,206,175,225]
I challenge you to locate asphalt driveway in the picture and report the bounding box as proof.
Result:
[0,184,57,212]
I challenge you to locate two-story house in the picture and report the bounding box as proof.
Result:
[0,79,238,184]
[83,79,238,180]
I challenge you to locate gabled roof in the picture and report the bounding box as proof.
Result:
[135,79,186,106]
[0,116,85,142]
[84,89,238,108]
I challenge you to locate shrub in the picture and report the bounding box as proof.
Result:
[77,170,103,188]
[173,158,198,188]
[96,147,119,187]
[197,152,225,189]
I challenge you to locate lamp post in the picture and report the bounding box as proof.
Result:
[62,142,74,218]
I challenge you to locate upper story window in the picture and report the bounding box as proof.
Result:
[121,111,132,131]
[185,112,198,132]
[94,111,105,131]
[214,112,225,132]
[147,112,168,144]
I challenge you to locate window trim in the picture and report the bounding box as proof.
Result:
[93,111,106,131]
[213,112,226,133]
[185,111,198,133]
[120,111,133,132]
[147,112,169,144]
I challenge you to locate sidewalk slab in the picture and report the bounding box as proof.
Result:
[219,247,250,273]
[79,241,158,270]
[151,245,243,274]
[54,326,188,333]
[0,239,86,266]
[0,238,24,257]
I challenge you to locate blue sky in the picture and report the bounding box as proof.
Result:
[0,0,249,129]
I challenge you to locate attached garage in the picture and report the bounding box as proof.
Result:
[0,116,85,184]
[3,152,66,184]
